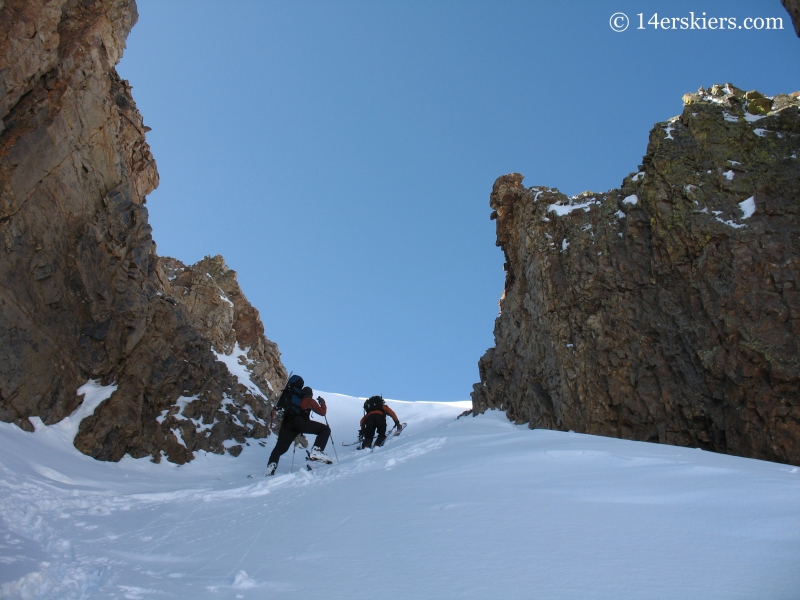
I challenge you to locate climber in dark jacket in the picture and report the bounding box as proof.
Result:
[360,396,402,449]
[266,378,331,475]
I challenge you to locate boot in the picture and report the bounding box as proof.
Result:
[307,446,333,464]
[265,462,277,476]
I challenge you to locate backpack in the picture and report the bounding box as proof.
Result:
[276,375,305,417]
[363,395,384,414]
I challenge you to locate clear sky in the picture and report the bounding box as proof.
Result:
[118,1,799,401]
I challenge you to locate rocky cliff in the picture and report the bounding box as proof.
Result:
[783,0,800,36]
[472,84,800,466]
[0,0,286,463]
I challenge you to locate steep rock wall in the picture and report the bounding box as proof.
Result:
[472,85,800,466]
[783,0,800,36]
[0,0,286,463]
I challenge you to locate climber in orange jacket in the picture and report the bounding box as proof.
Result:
[359,395,402,449]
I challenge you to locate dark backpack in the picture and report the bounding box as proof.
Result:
[363,395,384,414]
[276,375,305,417]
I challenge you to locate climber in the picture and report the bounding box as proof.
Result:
[265,376,331,475]
[359,395,402,449]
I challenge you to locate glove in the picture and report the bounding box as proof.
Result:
[317,396,326,407]
[395,422,402,430]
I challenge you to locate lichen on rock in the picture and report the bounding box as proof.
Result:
[472,84,800,466]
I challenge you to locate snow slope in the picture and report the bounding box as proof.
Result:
[1,392,799,599]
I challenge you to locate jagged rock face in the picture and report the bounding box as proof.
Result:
[73,253,288,464]
[0,1,287,463]
[783,0,800,36]
[0,0,152,428]
[157,254,285,403]
[472,84,800,466]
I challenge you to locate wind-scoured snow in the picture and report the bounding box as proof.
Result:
[739,196,756,219]
[1,392,799,599]
[26,381,118,445]
[547,198,598,216]
[715,215,746,229]
[623,194,638,205]
[214,344,270,395]
[217,288,234,308]
[743,112,767,123]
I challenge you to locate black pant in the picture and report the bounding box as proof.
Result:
[268,414,330,465]
[362,413,387,448]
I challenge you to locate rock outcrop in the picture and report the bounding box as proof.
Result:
[0,1,286,463]
[783,0,800,36]
[156,254,285,404]
[472,84,800,466]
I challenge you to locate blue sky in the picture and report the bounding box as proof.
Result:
[119,1,799,401]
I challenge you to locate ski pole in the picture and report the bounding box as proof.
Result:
[291,443,296,472]
[324,414,339,463]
